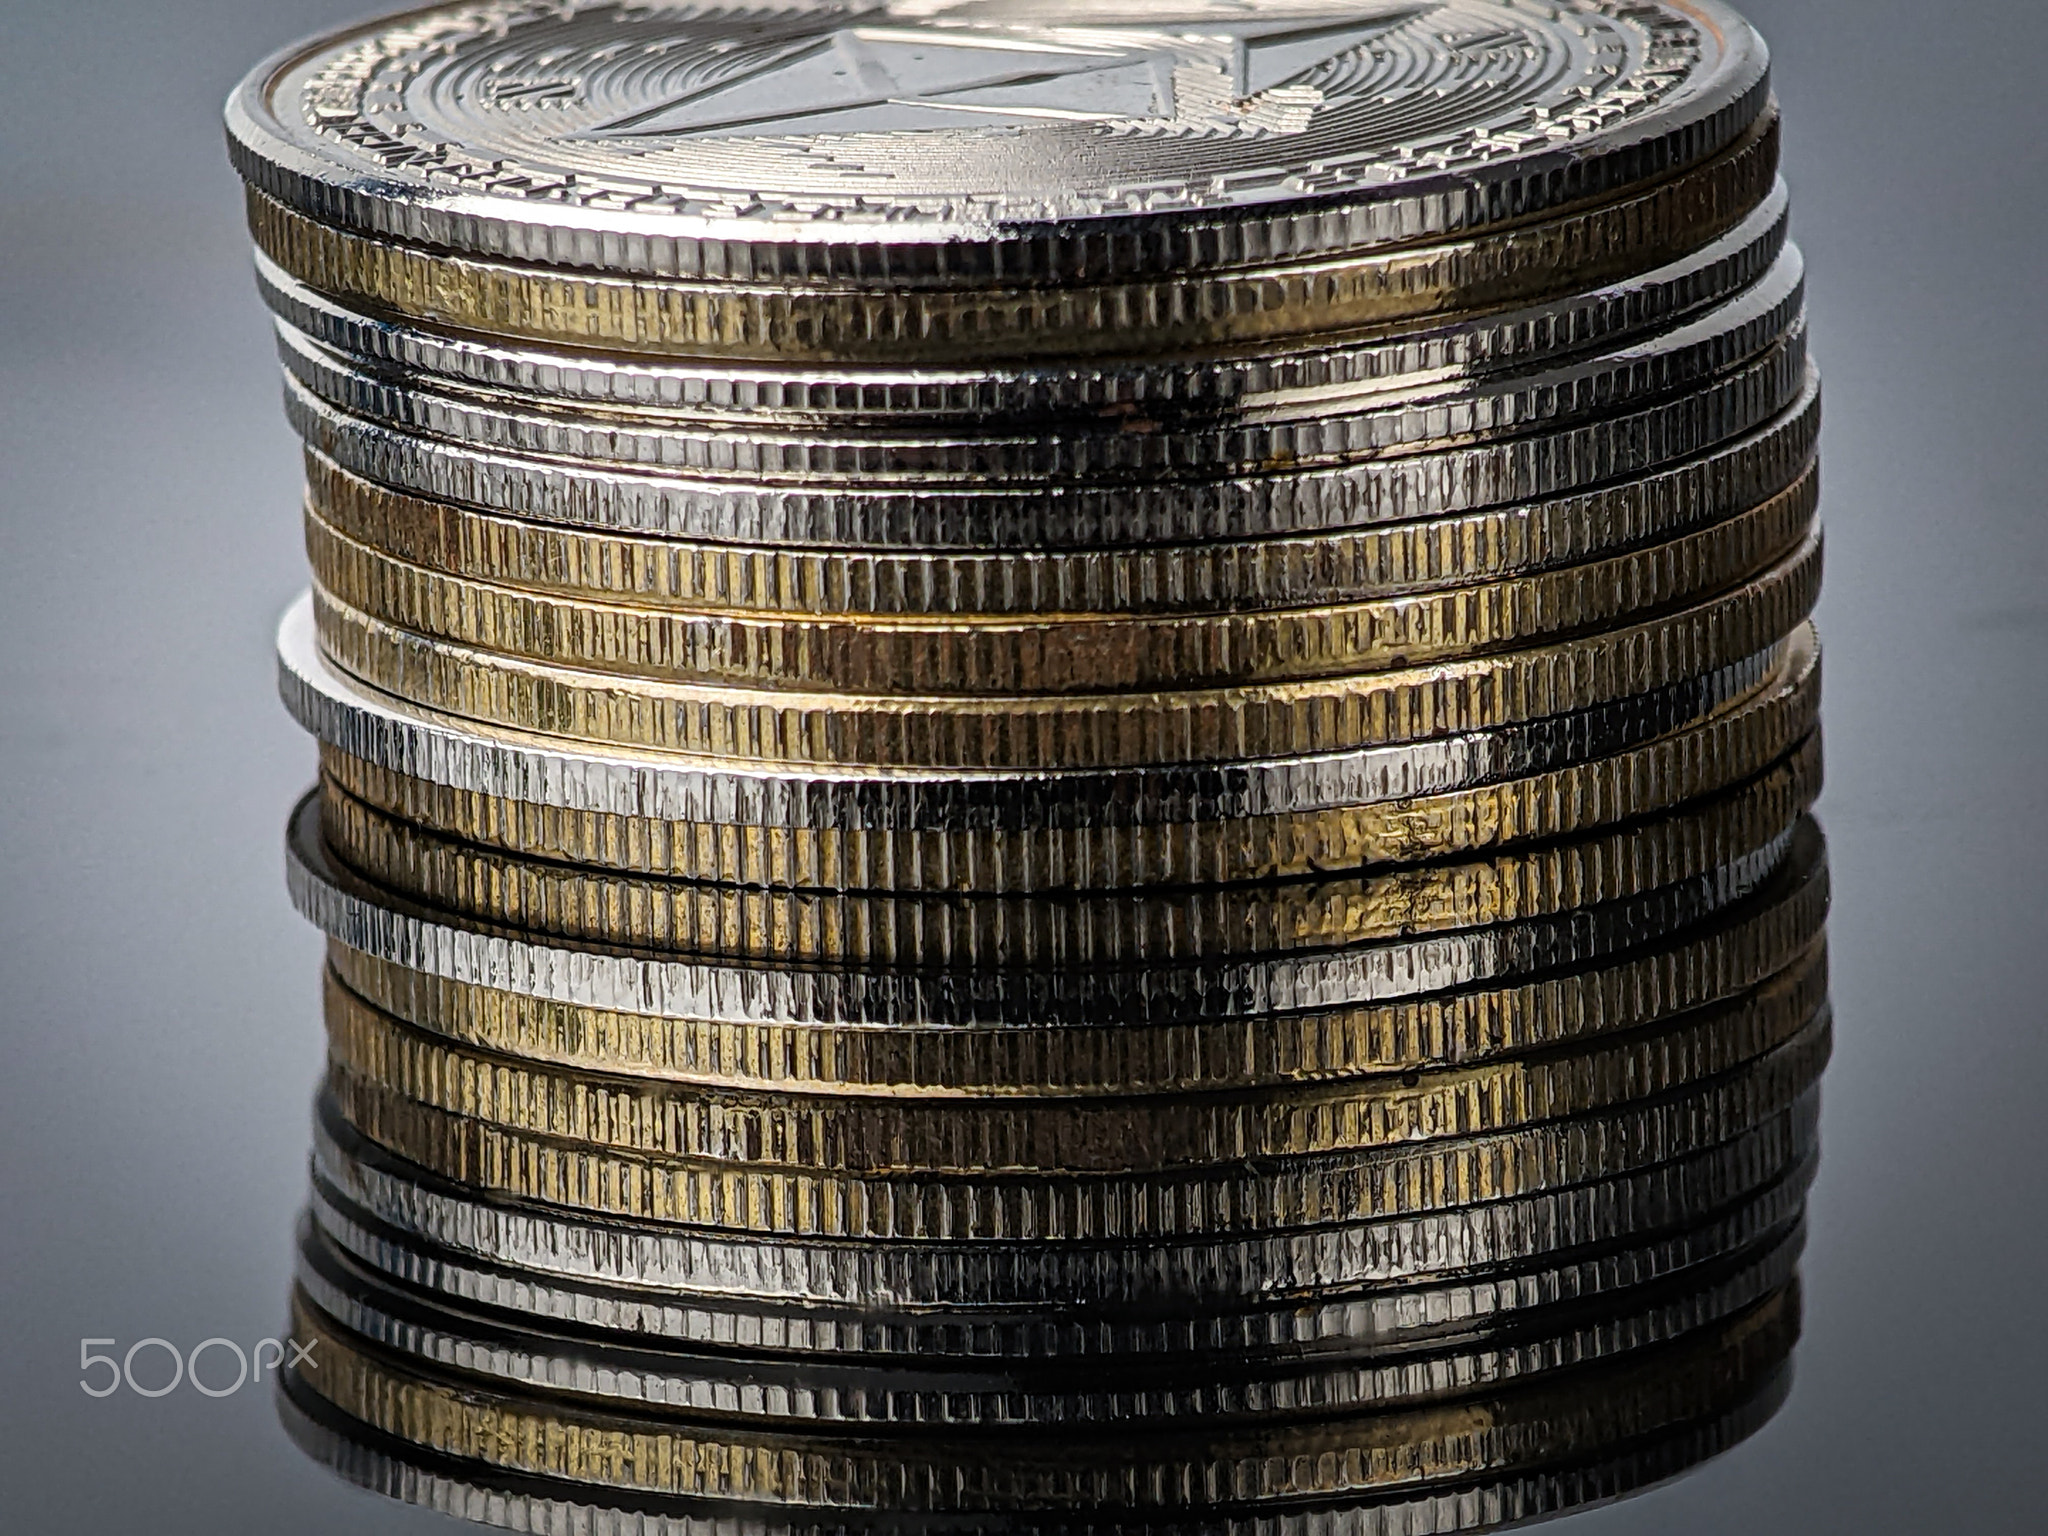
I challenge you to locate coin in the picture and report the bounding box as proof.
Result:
[257,184,1792,424]
[281,590,1802,834]
[309,1088,1821,1310]
[292,1214,1801,1424]
[298,401,1818,618]
[273,250,1802,484]
[300,462,1814,696]
[320,946,1826,1175]
[227,1,1772,283]
[321,857,1828,1095]
[309,1137,1816,1359]
[317,629,1818,894]
[245,118,1779,361]
[321,1012,1831,1240]
[313,738,1818,962]
[285,345,1814,550]
[278,1283,1800,1511]
[289,804,1828,1027]
[303,535,1821,769]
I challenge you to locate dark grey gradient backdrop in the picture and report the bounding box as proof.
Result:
[2,3,2042,1529]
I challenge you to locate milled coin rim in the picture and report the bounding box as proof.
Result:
[306,1142,1818,1358]
[254,184,1791,420]
[280,596,1807,830]
[307,1086,1823,1304]
[287,800,1823,1026]
[284,348,1816,549]
[290,1216,1803,1425]
[269,249,1804,479]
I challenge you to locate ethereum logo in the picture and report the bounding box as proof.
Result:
[575,10,1428,140]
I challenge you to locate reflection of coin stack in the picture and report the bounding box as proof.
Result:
[229,1,1829,1529]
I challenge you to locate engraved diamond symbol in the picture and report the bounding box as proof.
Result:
[578,9,1428,139]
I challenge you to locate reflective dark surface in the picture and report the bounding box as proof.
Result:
[2,1,2044,1529]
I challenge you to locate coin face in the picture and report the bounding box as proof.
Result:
[228,0,1769,275]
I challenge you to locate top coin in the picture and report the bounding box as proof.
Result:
[225,0,1770,285]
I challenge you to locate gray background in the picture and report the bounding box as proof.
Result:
[1,1,2041,1528]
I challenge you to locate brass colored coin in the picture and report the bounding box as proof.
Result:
[318,624,1821,895]
[322,1015,1832,1241]
[307,536,1821,770]
[294,1213,1802,1425]
[260,186,1793,429]
[283,592,1798,836]
[245,117,1777,364]
[324,846,1828,1096]
[300,415,1819,617]
[303,478,1815,696]
[311,1087,1821,1310]
[322,948,1826,1178]
[317,737,1819,964]
[280,1284,1800,1511]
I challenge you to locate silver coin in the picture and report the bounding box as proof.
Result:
[309,1089,1821,1312]
[273,254,1803,484]
[287,792,1816,1025]
[225,1,1770,284]
[293,1212,1802,1425]
[256,186,1791,422]
[280,597,1803,833]
[310,1143,1816,1359]
[286,341,1812,548]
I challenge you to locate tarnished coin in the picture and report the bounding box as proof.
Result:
[303,535,1821,769]
[313,738,1819,962]
[321,1012,1831,1240]
[289,803,1828,1027]
[320,945,1825,1175]
[301,460,1815,696]
[258,185,1792,424]
[274,251,1802,483]
[226,2,1773,284]
[292,1212,1801,1424]
[310,1086,1821,1310]
[279,1283,1800,1512]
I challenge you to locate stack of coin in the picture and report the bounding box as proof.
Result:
[228,1,1829,1529]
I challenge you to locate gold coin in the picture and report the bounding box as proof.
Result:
[324,833,1829,1096]
[322,947,1826,1178]
[320,628,1820,893]
[309,536,1821,770]
[318,737,1819,964]
[248,119,1777,364]
[303,479,1815,696]
[282,1285,1799,1509]
[322,1015,1831,1241]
